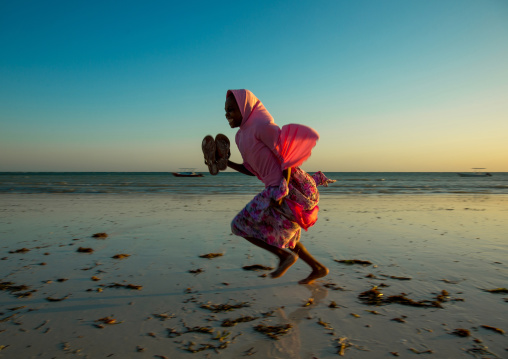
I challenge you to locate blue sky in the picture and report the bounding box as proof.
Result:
[1,0,507,172]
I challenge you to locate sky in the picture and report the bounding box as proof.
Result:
[1,0,507,172]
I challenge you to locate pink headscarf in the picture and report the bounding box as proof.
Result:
[227,89,319,186]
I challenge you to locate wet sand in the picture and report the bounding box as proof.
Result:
[0,194,507,358]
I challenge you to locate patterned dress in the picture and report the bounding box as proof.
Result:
[231,167,334,249]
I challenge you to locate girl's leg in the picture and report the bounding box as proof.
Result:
[290,242,329,284]
[244,237,298,279]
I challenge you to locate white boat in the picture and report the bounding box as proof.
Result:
[457,168,492,177]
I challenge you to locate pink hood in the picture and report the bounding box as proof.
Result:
[227,89,319,187]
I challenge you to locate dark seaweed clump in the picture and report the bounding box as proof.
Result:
[105,283,143,290]
[92,232,108,238]
[0,281,34,298]
[1,281,30,293]
[200,302,250,312]
[451,328,471,337]
[359,287,456,308]
[199,253,224,259]
[335,259,372,266]
[254,324,292,340]
[358,286,384,306]
[221,316,258,327]
[242,264,274,271]
[8,248,30,254]
[483,288,508,294]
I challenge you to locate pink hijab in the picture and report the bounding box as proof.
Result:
[227,89,319,186]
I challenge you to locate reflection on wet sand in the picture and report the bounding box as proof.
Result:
[236,284,328,358]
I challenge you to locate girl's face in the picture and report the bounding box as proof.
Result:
[225,95,243,128]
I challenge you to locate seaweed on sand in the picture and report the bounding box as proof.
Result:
[46,294,70,302]
[0,281,30,293]
[336,337,352,356]
[182,342,214,353]
[451,328,471,337]
[200,302,250,312]
[181,342,220,353]
[221,315,258,327]
[180,332,240,353]
[199,253,224,259]
[111,254,130,259]
[388,276,412,281]
[0,313,18,323]
[358,286,384,306]
[15,291,35,298]
[480,325,505,334]
[408,348,433,354]
[261,310,275,317]
[329,301,340,308]
[303,298,314,307]
[465,343,500,357]
[213,330,232,342]
[95,316,118,324]
[386,295,442,308]
[440,279,461,284]
[92,232,108,238]
[335,259,372,266]
[483,288,508,294]
[359,286,449,308]
[323,282,345,291]
[93,316,122,328]
[334,337,369,356]
[153,313,175,321]
[317,318,333,330]
[186,326,214,334]
[0,281,34,298]
[254,324,292,340]
[391,317,406,323]
[8,248,30,254]
[105,283,143,290]
[167,328,182,338]
[242,264,274,271]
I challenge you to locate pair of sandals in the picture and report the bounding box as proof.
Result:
[202,134,230,175]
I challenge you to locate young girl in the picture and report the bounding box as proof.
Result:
[204,89,335,285]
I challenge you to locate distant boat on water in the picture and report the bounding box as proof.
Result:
[457,168,492,177]
[171,168,204,177]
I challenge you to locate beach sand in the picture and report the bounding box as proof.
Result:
[0,194,507,358]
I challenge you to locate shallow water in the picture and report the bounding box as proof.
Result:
[1,171,507,195]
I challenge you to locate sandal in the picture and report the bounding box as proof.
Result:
[202,135,218,175]
[215,134,230,171]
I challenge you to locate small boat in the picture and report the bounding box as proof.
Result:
[457,168,492,177]
[172,168,204,177]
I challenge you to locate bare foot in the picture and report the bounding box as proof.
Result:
[270,253,298,279]
[298,266,329,285]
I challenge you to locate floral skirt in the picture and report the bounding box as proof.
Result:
[231,168,333,249]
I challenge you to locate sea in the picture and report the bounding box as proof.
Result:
[1,172,507,195]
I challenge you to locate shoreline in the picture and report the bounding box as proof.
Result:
[1,194,507,358]
[2,172,507,196]
[3,192,508,197]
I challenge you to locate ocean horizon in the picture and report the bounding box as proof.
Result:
[1,171,507,195]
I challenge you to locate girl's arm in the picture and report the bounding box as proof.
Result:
[227,160,255,176]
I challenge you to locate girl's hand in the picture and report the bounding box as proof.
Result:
[227,160,255,176]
